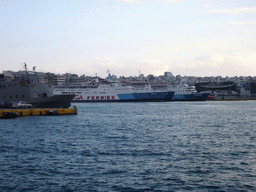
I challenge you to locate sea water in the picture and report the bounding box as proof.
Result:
[1,101,256,191]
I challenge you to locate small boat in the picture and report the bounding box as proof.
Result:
[46,110,58,116]
[1,112,18,119]
[206,96,215,100]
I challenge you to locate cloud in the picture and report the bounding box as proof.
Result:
[43,67,67,75]
[209,7,256,14]
[96,57,126,68]
[102,0,140,3]
[230,21,256,25]
[103,0,180,3]
[0,0,14,6]
[203,4,212,8]
[152,0,180,2]
[115,0,139,3]
[170,52,256,76]
[138,59,164,70]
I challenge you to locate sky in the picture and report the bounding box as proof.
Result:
[0,0,255,78]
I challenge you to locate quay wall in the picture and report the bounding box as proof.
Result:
[0,106,77,118]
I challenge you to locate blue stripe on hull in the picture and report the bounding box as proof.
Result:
[117,94,135,100]
[133,92,165,100]
[173,93,209,101]
[130,91,174,101]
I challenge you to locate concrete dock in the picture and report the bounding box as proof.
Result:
[0,106,77,118]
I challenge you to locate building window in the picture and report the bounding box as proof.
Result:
[16,95,19,99]
[9,96,12,99]
[22,95,25,98]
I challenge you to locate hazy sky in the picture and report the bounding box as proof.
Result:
[1,0,255,78]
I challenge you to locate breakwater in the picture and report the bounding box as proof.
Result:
[0,106,77,118]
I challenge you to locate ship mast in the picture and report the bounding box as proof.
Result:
[23,62,28,71]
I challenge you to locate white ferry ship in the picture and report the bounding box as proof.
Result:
[53,80,174,102]
[169,83,209,101]
[151,81,209,101]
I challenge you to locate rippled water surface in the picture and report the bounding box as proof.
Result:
[1,101,256,191]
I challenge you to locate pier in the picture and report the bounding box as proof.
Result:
[0,106,77,119]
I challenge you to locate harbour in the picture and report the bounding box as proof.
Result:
[1,0,256,190]
[1,101,255,191]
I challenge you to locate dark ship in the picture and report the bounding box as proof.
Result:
[0,64,74,108]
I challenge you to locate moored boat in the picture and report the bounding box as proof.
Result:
[169,83,209,101]
[206,96,215,100]
[1,112,18,119]
[53,79,174,102]
[0,64,74,108]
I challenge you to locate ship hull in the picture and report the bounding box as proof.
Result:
[71,91,175,102]
[172,93,209,101]
[30,95,74,108]
[0,79,74,108]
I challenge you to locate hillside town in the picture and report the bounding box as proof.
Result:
[2,69,256,100]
